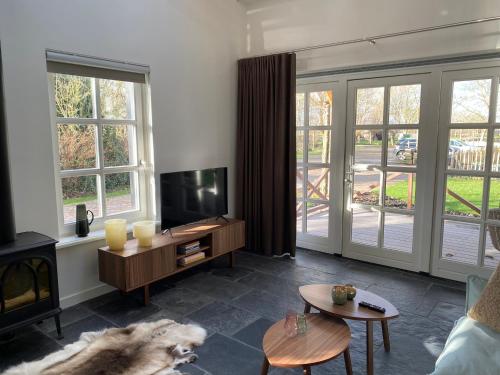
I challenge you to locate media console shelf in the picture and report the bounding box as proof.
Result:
[98,218,245,305]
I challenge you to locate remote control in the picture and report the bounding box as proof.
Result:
[359,301,386,313]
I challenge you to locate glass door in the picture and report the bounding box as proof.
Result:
[296,84,337,252]
[343,74,435,271]
[432,68,500,280]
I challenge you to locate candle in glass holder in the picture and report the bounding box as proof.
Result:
[133,221,155,247]
[105,219,127,251]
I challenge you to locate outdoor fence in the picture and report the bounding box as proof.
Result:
[449,148,500,171]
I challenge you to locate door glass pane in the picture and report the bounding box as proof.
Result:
[442,220,479,265]
[99,79,135,120]
[103,124,136,167]
[484,224,500,268]
[307,167,330,200]
[447,129,488,171]
[353,170,380,205]
[387,129,419,166]
[309,91,332,126]
[296,205,303,233]
[57,124,97,170]
[389,84,421,124]
[487,177,500,219]
[53,74,94,118]
[297,130,304,162]
[308,130,330,163]
[356,87,384,125]
[354,129,382,165]
[305,202,329,237]
[385,172,416,209]
[61,175,100,224]
[445,176,483,217]
[383,213,414,253]
[297,167,304,200]
[105,172,138,215]
[497,84,500,123]
[492,129,500,172]
[352,206,379,246]
[451,79,491,124]
[296,93,305,127]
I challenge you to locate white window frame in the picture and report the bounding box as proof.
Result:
[48,73,155,236]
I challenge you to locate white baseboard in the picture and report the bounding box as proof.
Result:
[60,284,116,309]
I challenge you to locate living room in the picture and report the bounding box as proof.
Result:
[0,1,499,374]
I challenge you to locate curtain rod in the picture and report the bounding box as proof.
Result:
[250,16,500,57]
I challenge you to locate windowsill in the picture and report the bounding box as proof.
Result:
[56,224,136,250]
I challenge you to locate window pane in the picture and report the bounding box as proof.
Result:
[497,84,500,123]
[387,129,418,166]
[296,93,305,127]
[487,178,500,219]
[309,91,332,126]
[57,124,97,170]
[352,206,378,246]
[54,74,94,118]
[442,220,479,265]
[383,213,414,253]
[492,129,500,172]
[451,79,491,124]
[389,84,421,124]
[308,130,330,163]
[447,129,488,171]
[297,130,304,162]
[354,129,382,165]
[105,172,138,215]
[99,79,135,120]
[305,202,329,237]
[356,87,384,125]
[307,167,330,200]
[353,170,380,206]
[484,224,500,268]
[385,172,416,209]
[62,175,100,224]
[103,124,136,167]
[297,167,304,200]
[445,176,483,218]
[297,205,303,233]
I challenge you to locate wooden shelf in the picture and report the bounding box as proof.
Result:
[177,256,211,269]
[176,246,210,260]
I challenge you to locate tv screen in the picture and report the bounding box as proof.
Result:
[160,167,228,230]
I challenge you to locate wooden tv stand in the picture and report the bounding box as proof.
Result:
[98,218,245,305]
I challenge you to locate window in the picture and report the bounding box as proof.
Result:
[48,65,153,233]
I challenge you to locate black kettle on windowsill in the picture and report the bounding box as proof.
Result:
[75,204,94,237]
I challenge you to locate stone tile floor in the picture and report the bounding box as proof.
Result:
[0,249,466,375]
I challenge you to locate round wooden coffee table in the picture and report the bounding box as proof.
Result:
[299,284,399,375]
[261,313,352,375]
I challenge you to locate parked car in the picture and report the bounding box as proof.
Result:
[393,138,417,161]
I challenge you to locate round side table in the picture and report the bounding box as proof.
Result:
[299,284,399,375]
[261,313,352,375]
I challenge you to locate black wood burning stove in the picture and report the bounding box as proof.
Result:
[0,46,62,338]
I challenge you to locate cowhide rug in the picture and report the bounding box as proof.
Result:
[2,319,206,375]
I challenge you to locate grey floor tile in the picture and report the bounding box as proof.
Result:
[235,252,294,275]
[48,314,115,345]
[232,317,275,350]
[428,302,464,330]
[179,272,250,301]
[425,284,466,307]
[210,266,254,281]
[151,287,214,316]
[36,304,93,333]
[186,302,259,336]
[93,296,161,326]
[195,333,265,375]
[178,363,208,375]
[238,271,303,301]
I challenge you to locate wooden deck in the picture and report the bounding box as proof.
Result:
[298,209,500,268]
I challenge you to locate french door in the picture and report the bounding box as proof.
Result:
[342,74,437,272]
[432,68,500,280]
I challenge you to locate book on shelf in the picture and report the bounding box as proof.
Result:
[178,251,205,266]
[177,241,200,254]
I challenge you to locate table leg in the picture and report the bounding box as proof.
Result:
[303,366,311,375]
[260,358,270,375]
[229,251,235,268]
[381,320,390,352]
[143,285,150,306]
[366,321,374,375]
[304,302,311,313]
[343,347,353,375]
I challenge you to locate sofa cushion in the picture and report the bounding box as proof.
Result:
[465,275,489,312]
[468,264,500,332]
[431,316,500,375]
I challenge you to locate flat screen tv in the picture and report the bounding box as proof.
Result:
[160,167,228,230]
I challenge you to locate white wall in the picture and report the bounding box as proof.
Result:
[244,0,500,72]
[0,0,246,306]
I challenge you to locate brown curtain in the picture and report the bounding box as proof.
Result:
[236,53,296,257]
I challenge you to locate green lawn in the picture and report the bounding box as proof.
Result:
[386,177,499,216]
[63,188,130,206]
